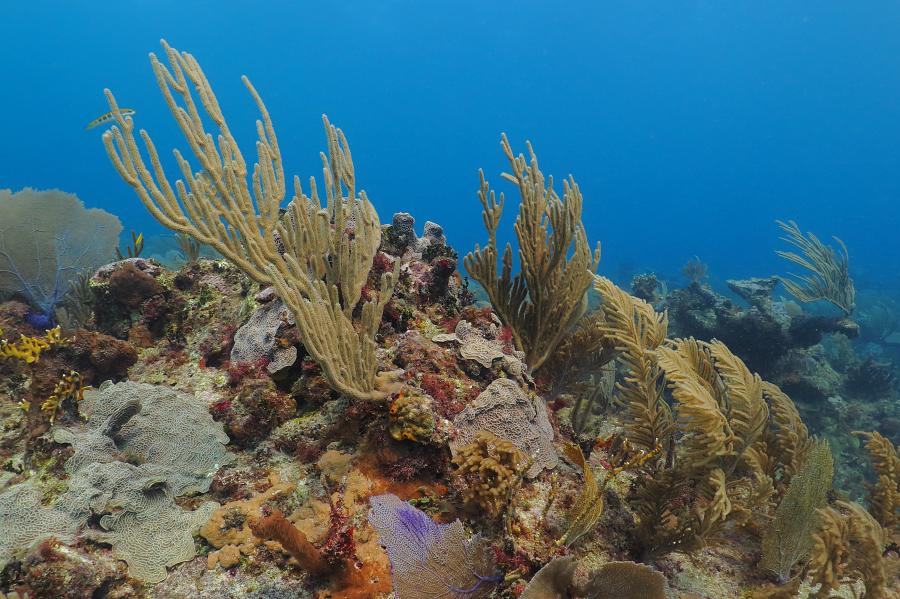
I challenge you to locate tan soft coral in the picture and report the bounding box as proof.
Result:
[452,430,526,518]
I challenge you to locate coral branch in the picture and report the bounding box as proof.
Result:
[248,510,330,576]
[775,220,855,316]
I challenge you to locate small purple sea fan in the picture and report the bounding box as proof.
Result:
[368,493,500,599]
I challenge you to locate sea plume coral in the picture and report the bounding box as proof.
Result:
[854,431,899,535]
[807,501,888,598]
[463,135,601,371]
[593,275,671,454]
[775,220,855,316]
[368,493,500,599]
[594,277,807,560]
[0,188,121,321]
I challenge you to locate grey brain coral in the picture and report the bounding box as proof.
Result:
[0,483,80,571]
[450,378,556,478]
[56,380,233,495]
[230,297,298,374]
[0,381,230,582]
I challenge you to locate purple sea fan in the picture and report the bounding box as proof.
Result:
[368,493,501,599]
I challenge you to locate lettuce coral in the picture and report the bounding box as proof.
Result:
[0,483,80,571]
[0,380,237,582]
[54,380,233,495]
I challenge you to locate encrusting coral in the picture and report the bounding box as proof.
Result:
[776,219,855,316]
[463,135,601,371]
[102,40,397,401]
[248,509,330,576]
[200,475,295,570]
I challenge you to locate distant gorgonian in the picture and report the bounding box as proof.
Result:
[0,188,121,324]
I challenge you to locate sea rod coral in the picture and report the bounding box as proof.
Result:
[102,40,397,401]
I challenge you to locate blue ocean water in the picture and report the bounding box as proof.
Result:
[2,1,899,290]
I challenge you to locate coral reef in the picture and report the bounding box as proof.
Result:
[3,40,899,599]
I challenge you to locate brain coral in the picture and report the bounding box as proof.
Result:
[55,380,233,495]
[0,483,80,570]
[230,297,298,373]
[0,381,233,582]
[450,378,556,478]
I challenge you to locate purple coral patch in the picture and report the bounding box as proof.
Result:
[368,493,499,599]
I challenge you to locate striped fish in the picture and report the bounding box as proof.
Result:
[85,108,135,130]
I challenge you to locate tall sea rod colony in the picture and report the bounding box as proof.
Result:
[0,40,897,599]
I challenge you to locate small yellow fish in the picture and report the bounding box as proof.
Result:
[85,108,135,130]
